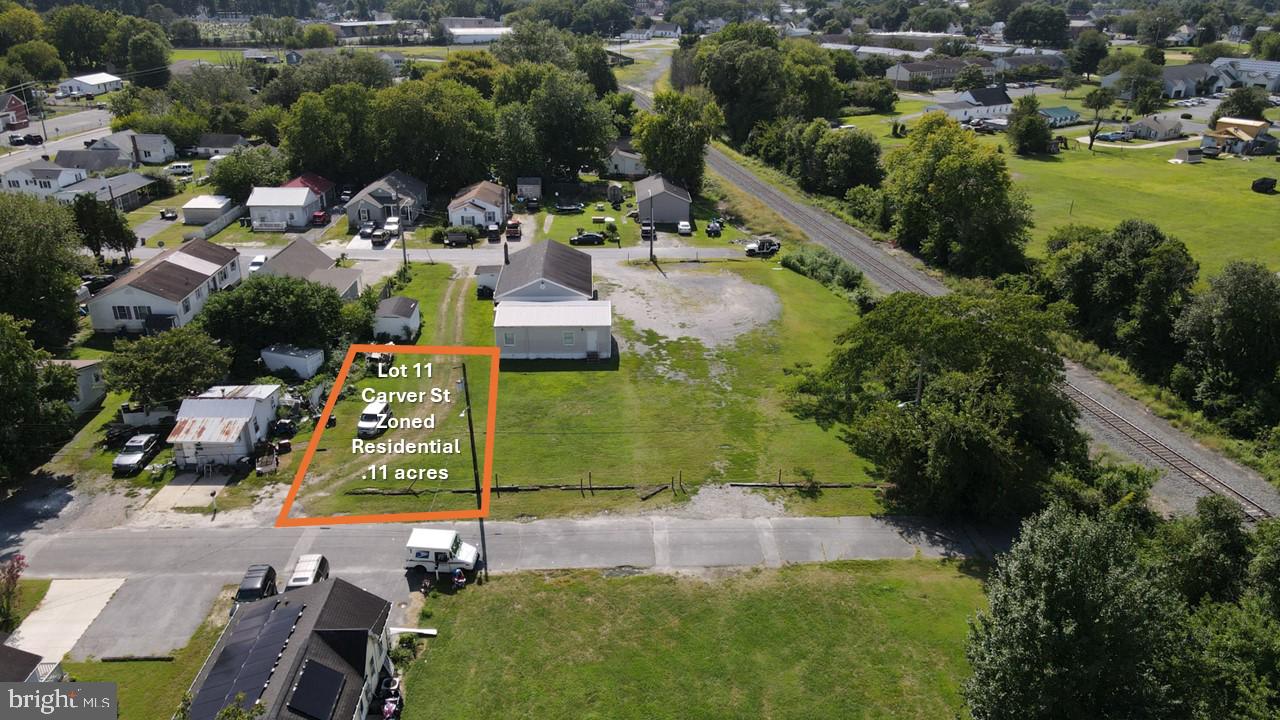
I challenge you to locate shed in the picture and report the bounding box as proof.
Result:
[495,301,613,359]
[635,174,692,225]
[183,195,234,225]
[373,296,421,341]
[49,358,105,416]
[1175,147,1203,163]
[167,385,281,467]
[517,176,542,200]
[260,344,324,379]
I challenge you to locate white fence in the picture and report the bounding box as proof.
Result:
[184,204,245,242]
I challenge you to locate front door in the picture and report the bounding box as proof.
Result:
[586,330,598,354]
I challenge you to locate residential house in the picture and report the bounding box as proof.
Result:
[346,170,429,231]
[242,48,280,63]
[91,129,176,165]
[446,26,514,43]
[635,173,691,225]
[57,72,123,96]
[1102,62,1218,99]
[376,51,406,73]
[885,57,995,88]
[621,27,654,41]
[651,22,682,38]
[50,359,106,416]
[54,148,131,174]
[993,53,1068,76]
[260,344,324,379]
[1068,18,1096,38]
[260,238,363,300]
[605,140,648,178]
[448,180,510,227]
[0,160,86,198]
[694,17,728,33]
[926,86,1013,120]
[1202,117,1278,155]
[866,30,967,50]
[517,176,543,200]
[0,92,28,131]
[783,22,814,37]
[86,238,241,333]
[182,195,234,225]
[1165,23,1196,46]
[285,172,337,206]
[168,384,280,467]
[1039,106,1081,127]
[1125,115,1183,141]
[493,241,612,360]
[373,296,421,341]
[329,19,403,38]
[285,49,304,65]
[195,133,250,158]
[54,172,157,212]
[186,578,393,720]
[246,186,322,230]
[1211,57,1280,93]
[0,633,62,683]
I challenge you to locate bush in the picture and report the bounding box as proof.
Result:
[781,245,875,311]
[845,185,891,232]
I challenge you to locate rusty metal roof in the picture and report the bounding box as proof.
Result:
[167,416,248,444]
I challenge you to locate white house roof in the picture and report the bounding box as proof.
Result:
[246,187,315,207]
[198,384,280,400]
[261,344,323,359]
[447,26,513,36]
[70,72,121,85]
[183,195,232,210]
[494,300,612,328]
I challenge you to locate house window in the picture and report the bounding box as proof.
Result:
[502,332,515,346]
[182,297,191,313]
[133,306,151,318]
[5,180,16,188]
[143,150,151,158]
[112,305,132,320]
[562,331,575,346]
[38,180,50,189]
[484,211,496,222]
[229,260,236,271]
[219,269,227,281]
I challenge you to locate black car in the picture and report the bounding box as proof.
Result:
[570,232,605,245]
[232,564,278,615]
[359,221,377,238]
[526,197,541,211]
[22,133,42,145]
[8,133,24,146]
[81,274,116,293]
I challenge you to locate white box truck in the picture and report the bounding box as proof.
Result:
[404,528,480,573]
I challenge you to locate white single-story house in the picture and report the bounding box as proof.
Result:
[246,186,322,230]
[260,238,363,300]
[516,176,542,200]
[87,238,242,333]
[448,180,509,227]
[195,133,250,158]
[260,344,324,379]
[50,359,106,416]
[183,195,234,225]
[168,384,281,467]
[651,22,682,38]
[1038,106,1080,128]
[1,160,86,198]
[54,172,156,212]
[621,28,653,41]
[635,174,691,225]
[605,142,647,178]
[445,26,513,43]
[1126,115,1183,141]
[91,130,175,165]
[373,296,421,341]
[926,86,1015,122]
[495,301,613,360]
[58,72,123,96]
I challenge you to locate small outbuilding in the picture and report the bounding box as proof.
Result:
[50,359,106,416]
[168,385,281,468]
[517,176,542,200]
[58,72,122,97]
[246,186,322,231]
[635,174,692,225]
[494,301,613,360]
[260,344,324,379]
[183,195,234,225]
[373,296,421,341]
[1175,147,1203,163]
[605,141,648,178]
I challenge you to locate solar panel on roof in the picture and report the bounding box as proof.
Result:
[189,601,305,720]
[287,660,346,720]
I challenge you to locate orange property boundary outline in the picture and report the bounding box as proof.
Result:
[275,344,500,527]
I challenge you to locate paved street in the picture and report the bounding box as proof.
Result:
[127,243,744,265]
[15,516,1001,658]
[0,109,111,173]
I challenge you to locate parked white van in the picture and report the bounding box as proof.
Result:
[404,529,480,573]
[166,162,194,176]
[357,400,392,437]
[284,553,329,591]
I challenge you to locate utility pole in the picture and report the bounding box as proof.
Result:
[646,188,654,263]
[456,362,489,581]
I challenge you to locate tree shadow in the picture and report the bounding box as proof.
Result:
[0,472,76,560]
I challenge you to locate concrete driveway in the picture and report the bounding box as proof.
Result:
[7,578,125,662]
[134,216,176,241]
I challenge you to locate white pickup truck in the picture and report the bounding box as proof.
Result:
[404,528,481,573]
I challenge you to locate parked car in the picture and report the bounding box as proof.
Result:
[249,255,267,273]
[359,220,377,238]
[570,231,605,245]
[159,208,178,220]
[383,217,401,237]
[404,528,481,573]
[284,554,329,591]
[486,223,501,242]
[8,133,24,146]
[370,228,389,246]
[311,210,330,227]
[746,238,781,257]
[338,189,353,203]
[505,218,522,239]
[640,222,654,239]
[676,220,692,235]
[1252,177,1277,193]
[555,201,585,213]
[357,400,392,437]
[112,433,160,475]
[22,133,42,145]
[526,197,540,211]
[166,162,193,176]
[80,274,115,293]
[232,564,277,615]
[706,221,722,237]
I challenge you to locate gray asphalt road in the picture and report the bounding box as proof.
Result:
[0,110,111,173]
[126,244,744,265]
[19,516,999,658]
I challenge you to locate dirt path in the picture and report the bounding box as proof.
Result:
[541,214,555,235]
[433,271,460,344]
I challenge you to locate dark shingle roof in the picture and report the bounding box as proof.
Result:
[96,238,236,302]
[0,637,42,682]
[350,170,428,207]
[377,296,418,318]
[634,173,691,203]
[966,86,1013,107]
[56,172,156,202]
[496,240,593,299]
[55,149,128,173]
[263,238,332,278]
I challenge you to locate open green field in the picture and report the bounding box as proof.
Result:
[170,47,248,63]
[65,589,232,720]
[404,560,984,720]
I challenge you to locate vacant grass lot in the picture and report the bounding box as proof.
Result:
[404,560,984,720]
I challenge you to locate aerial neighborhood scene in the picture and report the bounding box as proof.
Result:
[4,0,1280,715]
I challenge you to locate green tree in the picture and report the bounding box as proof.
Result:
[1005,3,1069,47]
[210,146,289,203]
[965,506,1192,719]
[1071,28,1110,77]
[1057,70,1083,94]
[281,86,368,183]
[952,63,987,92]
[1210,87,1270,125]
[435,50,503,98]
[106,16,166,69]
[1192,42,1238,64]
[0,317,76,482]
[71,195,137,262]
[128,30,171,88]
[104,327,230,407]
[44,4,114,69]
[1006,94,1052,155]
[780,40,843,119]
[790,288,1084,517]
[1186,596,1280,719]
[633,90,723,194]
[882,112,1031,275]
[697,39,786,143]
[300,23,336,47]
[1249,520,1280,615]
[1154,495,1252,606]
[198,275,344,375]
[525,68,615,179]
[493,103,541,186]
[244,104,286,145]
[1255,32,1280,61]
[5,40,65,82]
[370,77,496,191]
[168,19,200,46]
[491,20,574,68]
[1143,45,1166,65]
[1118,57,1163,114]
[813,126,882,194]
[0,5,43,55]
[0,194,84,348]
[1082,86,1115,150]
[572,38,618,97]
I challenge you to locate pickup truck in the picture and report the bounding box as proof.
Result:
[505,219,522,239]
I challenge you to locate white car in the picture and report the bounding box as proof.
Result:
[248,255,267,273]
[357,400,392,437]
[284,554,329,591]
[677,220,693,235]
[383,217,401,237]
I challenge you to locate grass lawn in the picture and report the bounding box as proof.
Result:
[404,560,985,720]
[3,579,52,631]
[170,47,246,63]
[64,589,233,720]
[204,221,291,247]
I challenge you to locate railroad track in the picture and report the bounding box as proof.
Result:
[627,84,1276,520]
[1062,382,1273,521]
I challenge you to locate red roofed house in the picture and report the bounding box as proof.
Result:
[284,173,336,207]
[0,92,28,131]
